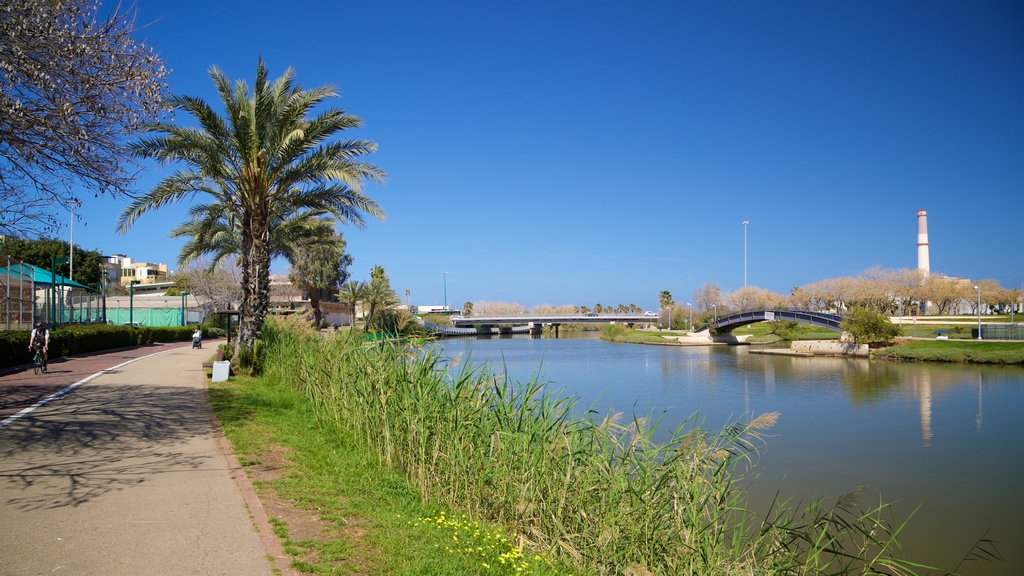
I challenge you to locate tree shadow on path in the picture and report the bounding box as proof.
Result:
[0,380,218,511]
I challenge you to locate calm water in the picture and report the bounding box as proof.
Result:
[432,335,1024,575]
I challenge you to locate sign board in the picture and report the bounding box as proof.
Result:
[765,311,775,321]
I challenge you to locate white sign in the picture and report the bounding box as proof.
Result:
[765,311,775,321]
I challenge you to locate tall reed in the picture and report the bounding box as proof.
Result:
[262,320,924,575]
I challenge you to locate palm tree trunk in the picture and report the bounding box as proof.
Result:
[237,212,271,357]
[309,294,323,327]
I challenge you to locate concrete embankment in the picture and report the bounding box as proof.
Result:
[749,339,868,358]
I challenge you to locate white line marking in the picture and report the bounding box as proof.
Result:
[0,346,191,431]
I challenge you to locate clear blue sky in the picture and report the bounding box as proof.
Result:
[70,0,1022,309]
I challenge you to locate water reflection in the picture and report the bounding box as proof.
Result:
[432,336,1024,575]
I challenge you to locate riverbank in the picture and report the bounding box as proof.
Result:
[213,319,934,575]
[600,325,1024,365]
[873,338,1024,364]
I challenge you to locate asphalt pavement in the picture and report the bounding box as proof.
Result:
[0,342,282,575]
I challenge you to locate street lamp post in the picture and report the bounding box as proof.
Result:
[181,291,191,326]
[974,285,982,340]
[129,280,140,326]
[687,302,692,331]
[668,303,673,331]
[712,303,718,323]
[743,219,749,288]
[441,272,448,312]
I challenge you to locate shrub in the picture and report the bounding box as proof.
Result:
[0,324,196,369]
[841,307,901,345]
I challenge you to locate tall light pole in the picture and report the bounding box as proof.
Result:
[69,200,77,281]
[974,285,982,340]
[742,219,749,288]
[129,280,140,326]
[181,291,190,326]
[441,272,448,312]
[686,302,692,331]
[712,303,718,323]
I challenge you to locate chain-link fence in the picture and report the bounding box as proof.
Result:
[2,254,107,329]
[974,324,1024,341]
[1,255,36,330]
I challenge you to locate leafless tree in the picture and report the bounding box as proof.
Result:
[692,282,722,313]
[472,301,526,316]
[723,285,785,312]
[174,260,240,319]
[0,0,169,236]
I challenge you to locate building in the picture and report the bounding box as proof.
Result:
[103,254,170,286]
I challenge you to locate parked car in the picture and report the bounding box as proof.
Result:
[643,311,658,317]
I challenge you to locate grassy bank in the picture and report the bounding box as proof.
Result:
[874,339,1024,364]
[225,318,930,575]
[209,363,562,574]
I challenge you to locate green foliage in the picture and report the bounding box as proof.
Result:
[767,320,801,341]
[600,323,630,339]
[117,59,385,355]
[874,340,1024,364]
[0,236,104,286]
[658,290,673,308]
[0,324,195,368]
[600,326,681,345]
[208,372,563,575]
[258,320,925,575]
[841,307,901,345]
[235,338,265,376]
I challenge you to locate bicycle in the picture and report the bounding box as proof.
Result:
[31,344,46,375]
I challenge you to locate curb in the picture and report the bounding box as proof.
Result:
[202,366,296,576]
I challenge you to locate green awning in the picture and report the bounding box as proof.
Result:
[0,263,92,289]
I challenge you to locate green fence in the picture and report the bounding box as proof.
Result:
[105,308,204,327]
[975,324,1024,341]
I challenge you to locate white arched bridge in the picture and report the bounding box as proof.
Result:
[695,310,843,334]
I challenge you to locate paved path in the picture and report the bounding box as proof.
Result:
[0,343,278,575]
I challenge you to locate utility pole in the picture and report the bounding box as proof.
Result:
[743,219,749,288]
[442,272,448,312]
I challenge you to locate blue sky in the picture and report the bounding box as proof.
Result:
[69,0,1022,309]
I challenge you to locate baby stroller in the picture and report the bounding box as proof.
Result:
[192,332,202,349]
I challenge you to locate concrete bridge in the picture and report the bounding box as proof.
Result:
[427,313,656,337]
[695,309,843,335]
[450,313,654,327]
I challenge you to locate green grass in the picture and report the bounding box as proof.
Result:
[731,322,839,342]
[598,324,681,344]
[874,339,1024,364]
[209,369,564,575]
[240,319,935,576]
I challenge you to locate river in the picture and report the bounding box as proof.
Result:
[432,335,1024,575]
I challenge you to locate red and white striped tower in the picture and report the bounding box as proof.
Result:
[917,209,930,276]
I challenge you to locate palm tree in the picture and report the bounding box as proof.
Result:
[339,280,367,326]
[118,60,385,354]
[365,277,399,330]
[171,204,338,271]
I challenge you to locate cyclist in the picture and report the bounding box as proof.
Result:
[28,322,50,372]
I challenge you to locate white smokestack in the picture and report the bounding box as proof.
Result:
[917,209,930,276]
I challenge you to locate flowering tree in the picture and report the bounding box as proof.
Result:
[0,0,169,236]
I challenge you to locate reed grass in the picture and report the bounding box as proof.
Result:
[262,319,927,575]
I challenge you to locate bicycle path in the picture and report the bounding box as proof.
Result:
[0,343,282,575]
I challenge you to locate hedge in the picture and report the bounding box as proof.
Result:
[1,324,202,369]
